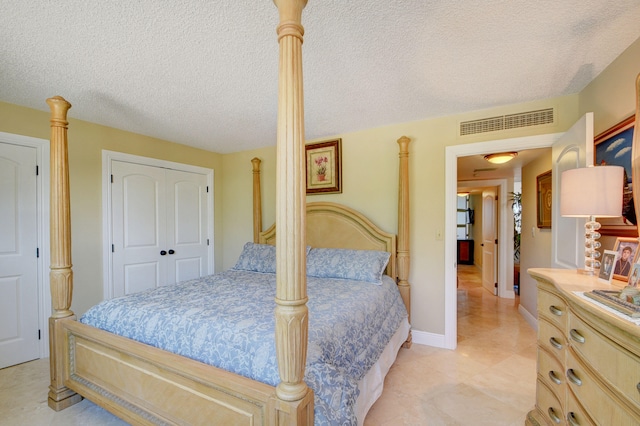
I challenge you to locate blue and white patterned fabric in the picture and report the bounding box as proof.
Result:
[232,242,277,273]
[80,270,408,425]
[307,248,390,284]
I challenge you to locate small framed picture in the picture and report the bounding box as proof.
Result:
[599,249,617,283]
[630,263,640,287]
[305,139,342,194]
[612,237,640,281]
[536,170,552,229]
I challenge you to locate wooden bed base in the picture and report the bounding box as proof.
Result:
[46,1,411,424]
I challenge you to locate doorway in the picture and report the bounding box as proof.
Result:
[444,133,561,349]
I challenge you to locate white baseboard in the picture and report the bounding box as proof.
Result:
[410,329,449,348]
[518,304,538,331]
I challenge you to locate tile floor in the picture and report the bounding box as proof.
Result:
[0,265,536,425]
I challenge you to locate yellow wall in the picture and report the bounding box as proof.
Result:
[519,151,552,319]
[0,101,223,315]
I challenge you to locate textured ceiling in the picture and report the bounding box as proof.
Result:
[2,1,640,154]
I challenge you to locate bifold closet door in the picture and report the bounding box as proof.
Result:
[111,161,208,298]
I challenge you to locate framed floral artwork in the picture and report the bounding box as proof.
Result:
[612,237,640,282]
[305,139,342,194]
[594,115,637,237]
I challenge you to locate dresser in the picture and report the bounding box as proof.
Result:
[527,268,640,425]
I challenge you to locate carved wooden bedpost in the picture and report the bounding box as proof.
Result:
[252,157,263,243]
[397,136,412,347]
[47,96,82,410]
[273,0,314,423]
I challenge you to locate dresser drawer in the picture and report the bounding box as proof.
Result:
[539,317,566,359]
[565,392,595,426]
[569,313,640,407]
[566,350,640,425]
[538,286,568,330]
[536,378,565,425]
[538,346,566,397]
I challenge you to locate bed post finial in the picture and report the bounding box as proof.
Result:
[46,96,82,411]
[397,136,412,347]
[251,157,262,243]
[273,0,314,422]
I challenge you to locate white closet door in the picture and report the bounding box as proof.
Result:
[111,161,209,298]
[0,143,39,368]
[112,161,167,297]
[165,169,209,284]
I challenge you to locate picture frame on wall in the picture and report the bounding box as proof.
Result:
[305,139,342,194]
[594,115,636,237]
[536,170,552,229]
[612,237,640,282]
[599,249,617,283]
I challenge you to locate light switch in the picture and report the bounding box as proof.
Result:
[531,226,536,238]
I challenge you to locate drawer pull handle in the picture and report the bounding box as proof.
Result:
[570,329,585,344]
[637,382,640,394]
[549,305,563,316]
[548,407,561,424]
[567,412,579,426]
[549,337,563,350]
[567,369,582,386]
[548,370,562,385]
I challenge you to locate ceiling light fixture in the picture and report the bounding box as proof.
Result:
[484,152,518,164]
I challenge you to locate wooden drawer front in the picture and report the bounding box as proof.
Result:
[569,314,640,407]
[538,287,567,330]
[566,351,640,425]
[539,317,566,359]
[537,378,565,425]
[565,392,595,426]
[538,346,566,399]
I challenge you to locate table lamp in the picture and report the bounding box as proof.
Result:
[560,165,624,275]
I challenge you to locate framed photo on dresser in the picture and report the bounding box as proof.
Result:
[599,250,617,283]
[612,237,640,282]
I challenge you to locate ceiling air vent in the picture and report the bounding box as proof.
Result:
[460,108,554,136]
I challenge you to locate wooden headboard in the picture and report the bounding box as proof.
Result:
[260,202,397,278]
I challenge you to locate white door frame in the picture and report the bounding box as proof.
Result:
[0,132,50,358]
[102,150,215,300]
[445,132,562,349]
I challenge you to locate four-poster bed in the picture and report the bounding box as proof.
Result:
[46,1,412,424]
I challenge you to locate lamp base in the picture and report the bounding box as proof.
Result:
[576,268,596,276]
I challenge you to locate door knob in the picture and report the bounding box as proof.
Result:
[168,249,175,255]
[160,250,167,256]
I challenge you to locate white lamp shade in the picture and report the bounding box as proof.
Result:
[560,166,624,218]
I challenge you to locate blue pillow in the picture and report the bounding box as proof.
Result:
[232,242,277,273]
[306,248,391,284]
[232,242,312,274]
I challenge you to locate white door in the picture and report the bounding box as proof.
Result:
[552,113,594,269]
[112,161,166,296]
[165,169,209,284]
[111,161,209,297]
[0,143,39,368]
[482,188,497,295]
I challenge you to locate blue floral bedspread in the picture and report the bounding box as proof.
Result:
[80,270,408,425]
